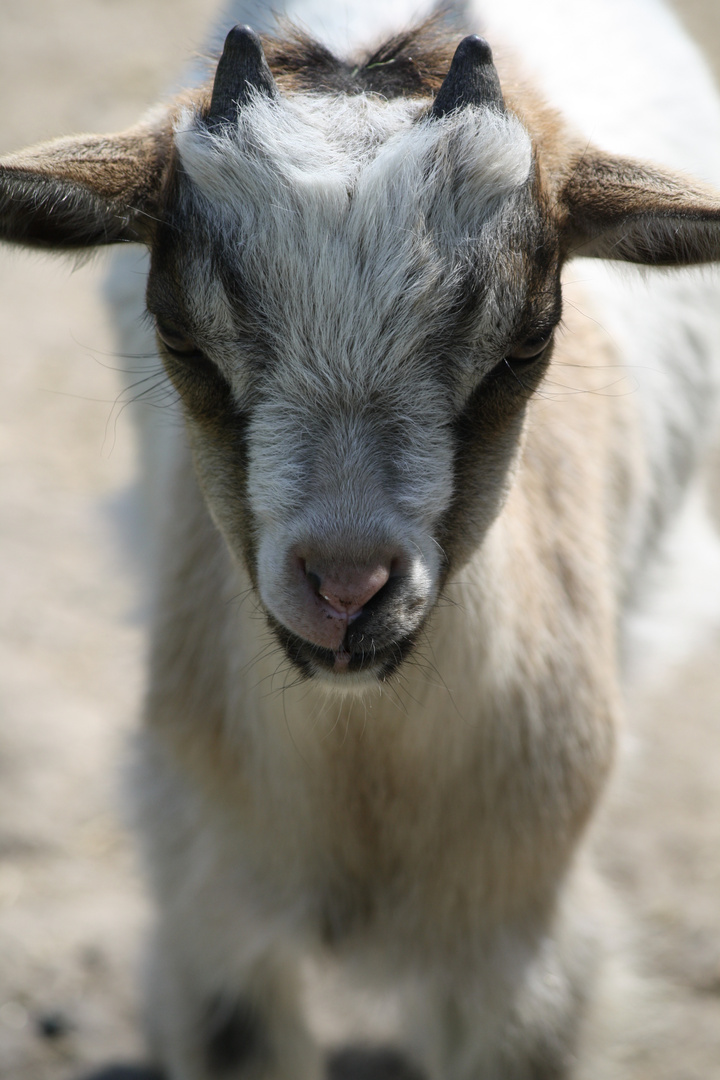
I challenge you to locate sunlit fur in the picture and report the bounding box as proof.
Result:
[3,0,720,1076]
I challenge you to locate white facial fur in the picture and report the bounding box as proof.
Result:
[172,90,533,671]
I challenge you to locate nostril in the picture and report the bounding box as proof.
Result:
[305,568,322,595]
[318,566,390,618]
[285,549,411,652]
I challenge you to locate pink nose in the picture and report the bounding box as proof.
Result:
[306,563,391,619]
[279,555,394,651]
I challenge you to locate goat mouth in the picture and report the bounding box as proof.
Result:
[267,617,416,681]
[332,648,352,672]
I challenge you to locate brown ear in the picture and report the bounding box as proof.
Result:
[0,121,171,250]
[561,150,720,265]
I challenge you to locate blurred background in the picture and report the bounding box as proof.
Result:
[1,2,720,1077]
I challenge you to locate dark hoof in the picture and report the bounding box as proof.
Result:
[36,1010,74,1040]
[328,1046,426,1080]
[76,1066,166,1080]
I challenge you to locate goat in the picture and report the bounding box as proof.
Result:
[3,0,720,1076]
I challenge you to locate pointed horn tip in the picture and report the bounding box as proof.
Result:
[431,33,504,118]
[452,35,494,67]
[207,22,276,129]
[222,24,263,56]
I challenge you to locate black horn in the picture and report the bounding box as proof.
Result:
[431,35,505,118]
[207,25,277,131]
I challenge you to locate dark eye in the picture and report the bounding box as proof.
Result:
[155,318,201,358]
[507,333,553,362]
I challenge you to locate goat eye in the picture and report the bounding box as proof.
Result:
[507,333,553,362]
[155,319,200,357]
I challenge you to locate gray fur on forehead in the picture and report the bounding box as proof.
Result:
[175,91,532,234]
[171,92,534,387]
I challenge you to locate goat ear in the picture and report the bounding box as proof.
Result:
[561,150,720,265]
[0,121,170,250]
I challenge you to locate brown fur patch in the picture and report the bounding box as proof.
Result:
[0,126,172,248]
[261,19,457,99]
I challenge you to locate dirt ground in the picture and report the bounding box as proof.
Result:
[2,2,720,1078]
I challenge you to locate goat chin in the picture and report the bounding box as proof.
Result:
[3,0,720,1076]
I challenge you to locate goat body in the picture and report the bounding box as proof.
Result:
[3,0,720,1076]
